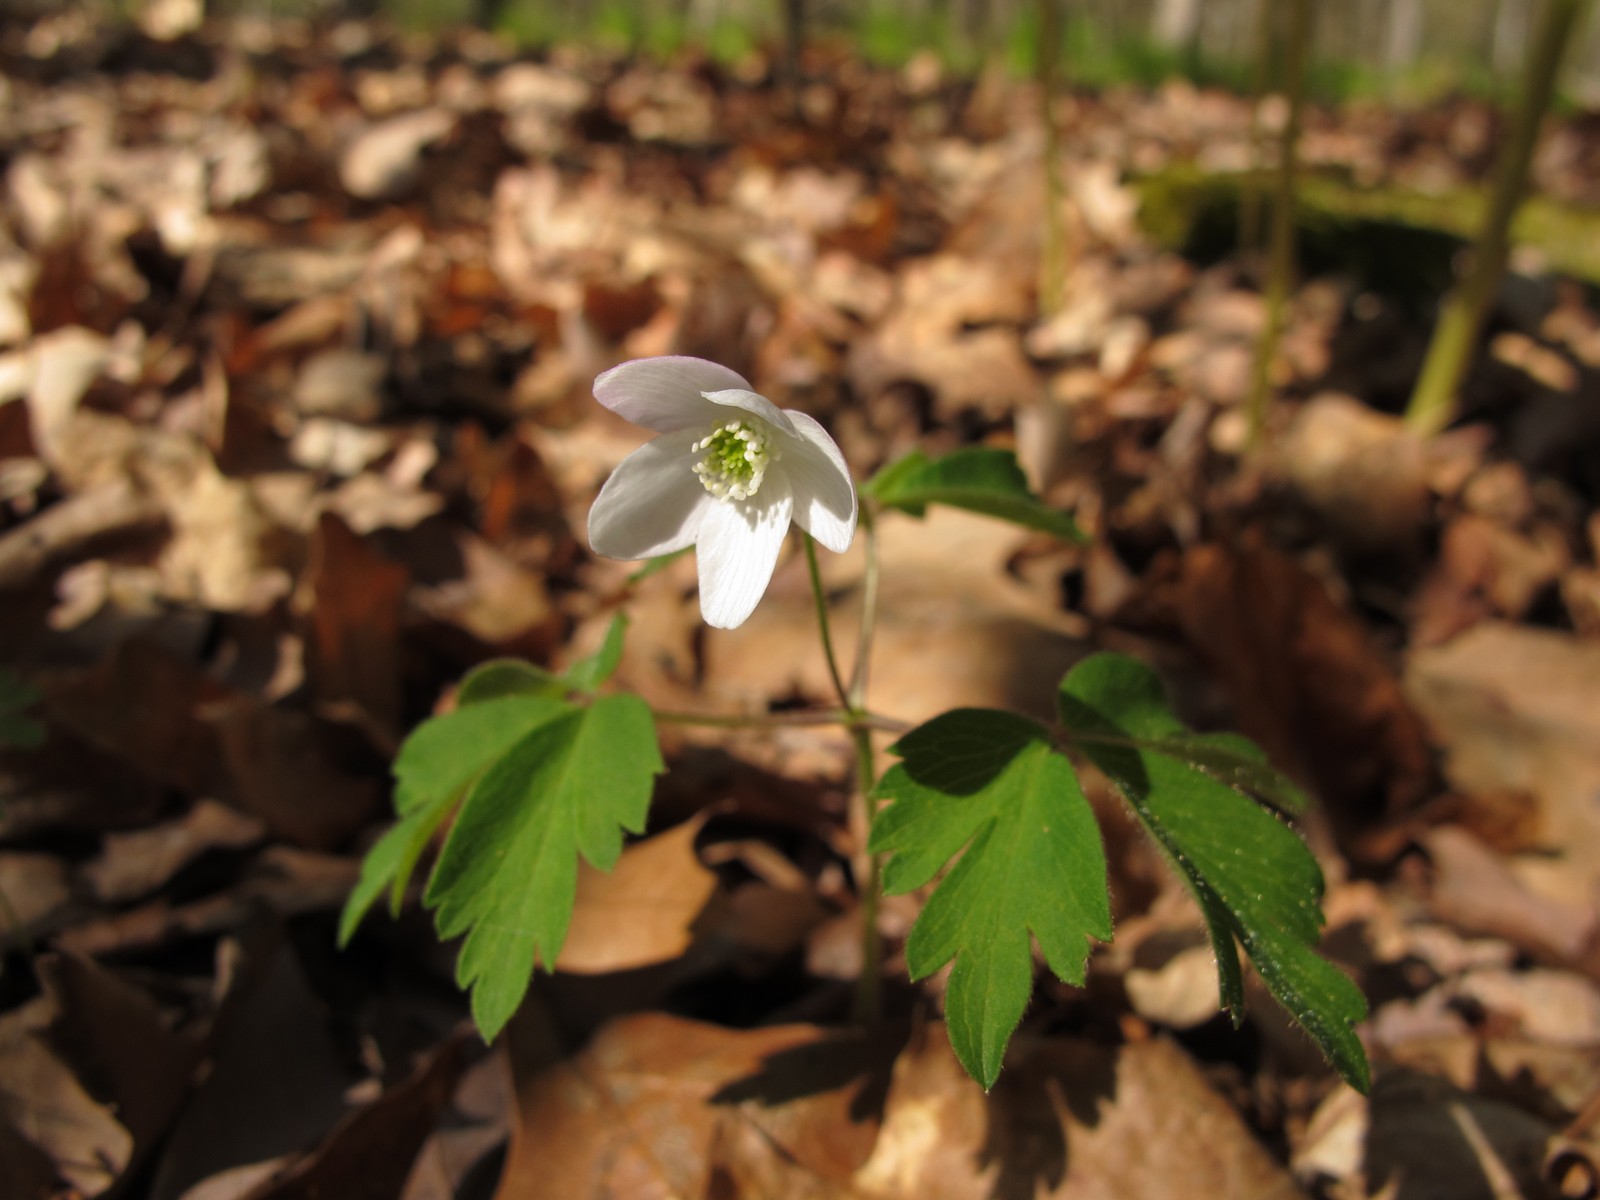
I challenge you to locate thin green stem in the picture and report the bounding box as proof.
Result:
[847,508,879,709]
[1036,0,1067,317]
[1244,0,1312,452]
[802,523,887,1025]
[849,723,882,1024]
[804,533,852,711]
[653,706,909,735]
[1238,0,1275,258]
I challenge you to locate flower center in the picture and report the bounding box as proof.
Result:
[692,419,778,501]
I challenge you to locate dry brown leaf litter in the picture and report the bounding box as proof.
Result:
[1,15,1600,1200]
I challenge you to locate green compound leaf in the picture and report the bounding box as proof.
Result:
[1057,652,1370,1093]
[337,695,570,946]
[861,447,1086,543]
[455,660,567,706]
[424,693,663,1041]
[871,708,1111,1090]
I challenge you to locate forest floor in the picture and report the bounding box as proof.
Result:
[3,12,1600,1200]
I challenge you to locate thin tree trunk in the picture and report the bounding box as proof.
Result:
[1385,0,1423,73]
[1151,0,1200,49]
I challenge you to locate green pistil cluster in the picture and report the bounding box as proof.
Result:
[692,419,777,501]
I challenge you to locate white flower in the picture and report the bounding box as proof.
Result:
[588,356,858,629]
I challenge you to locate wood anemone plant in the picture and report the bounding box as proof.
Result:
[1404,0,1594,438]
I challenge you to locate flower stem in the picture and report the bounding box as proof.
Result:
[803,526,886,1025]
[653,706,908,735]
[846,509,878,709]
[804,534,851,711]
[849,722,882,1024]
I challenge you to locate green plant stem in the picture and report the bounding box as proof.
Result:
[1404,0,1591,437]
[803,526,886,1025]
[848,721,882,1024]
[1238,0,1276,256]
[1036,0,1067,316]
[847,509,879,708]
[653,706,908,735]
[1244,0,1311,452]
[804,534,852,710]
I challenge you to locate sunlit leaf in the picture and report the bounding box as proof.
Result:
[872,708,1111,1089]
[337,696,569,945]
[862,447,1085,542]
[425,694,663,1040]
[1058,652,1369,1092]
[455,660,567,705]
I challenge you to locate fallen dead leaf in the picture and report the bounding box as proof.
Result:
[497,1012,892,1199]
[1406,623,1600,915]
[340,109,456,202]
[82,798,266,904]
[1278,392,1431,557]
[38,952,203,1189]
[0,852,71,945]
[1422,826,1597,968]
[148,934,361,1200]
[57,847,357,958]
[1173,541,1435,825]
[304,510,409,738]
[854,1026,1306,1199]
[0,999,133,1196]
[555,818,719,974]
[40,637,229,796]
[244,1037,467,1200]
[1363,1069,1556,1200]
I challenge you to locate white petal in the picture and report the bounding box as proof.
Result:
[701,388,798,438]
[588,430,712,560]
[594,357,753,433]
[779,410,857,553]
[694,478,794,629]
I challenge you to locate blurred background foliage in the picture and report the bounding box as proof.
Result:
[8,0,1600,109]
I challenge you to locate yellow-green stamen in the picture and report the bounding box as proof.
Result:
[692,419,777,501]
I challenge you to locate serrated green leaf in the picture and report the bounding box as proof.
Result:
[456,660,567,705]
[338,695,571,944]
[1159,732,1309,816]
[337,790,457,946]
[861,448,1085,543]
[871,708,1111,1090]
[425,694,663,1041]
[1074,729,1309,817]
[394,696,570,815]
[1058,653,1370,1092]
[562,613,628,694]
